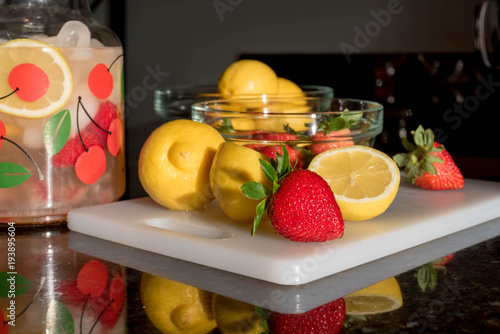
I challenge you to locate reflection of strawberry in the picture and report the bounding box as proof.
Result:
[260,145,303,169]
[52,101,117,167]
[432,253,455,267]
[1,309,10,334]
[417,253,456,292]
[270,298,346,334]
[55,272,125,329]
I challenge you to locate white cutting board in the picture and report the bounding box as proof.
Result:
[68,179,500,285]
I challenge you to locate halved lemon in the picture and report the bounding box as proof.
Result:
[344,276,403,315]
[0,39,73,118]
[308,145,400,221]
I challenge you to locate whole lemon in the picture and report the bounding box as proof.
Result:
[218,59,278,96]
[276,77,304,95]
[210,142,272,223]
[138,119,225,210]
[140,273,216,334]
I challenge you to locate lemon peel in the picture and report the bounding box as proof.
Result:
[138,119,225,211]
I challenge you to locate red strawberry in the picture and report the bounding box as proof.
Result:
[241,145,344,242]
[308,129,354,155]
[311,128,352,140]
[252,131,299,142]
[260,145,303,169]
[92,100,118,144]
[393,125,464,190]
[308,140,355,155]
[270,298,346,334]
[269,169,344,242]
[52,131,103,167]
[52,101,118,167]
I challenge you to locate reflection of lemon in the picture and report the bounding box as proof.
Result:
[213,294,266,334]
[140,274,216,334]
[344,277,403,315]
[138,119,225,211]
[218,59,278,96]
[210,142,272,223]
[0,39,73,118]
[308,145,400,221]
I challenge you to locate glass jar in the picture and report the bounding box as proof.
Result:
[0,0,126,225]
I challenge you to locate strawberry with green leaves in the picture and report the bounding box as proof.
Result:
[393,125,464,190]
[241,145,344,242]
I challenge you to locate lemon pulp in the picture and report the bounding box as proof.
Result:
[344,276,403,315]
[308,145,400,221]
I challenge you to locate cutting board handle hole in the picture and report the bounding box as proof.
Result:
[146,219,234,239]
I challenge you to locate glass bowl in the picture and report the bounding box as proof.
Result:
[192,97,383,168]
[154,84,334,121]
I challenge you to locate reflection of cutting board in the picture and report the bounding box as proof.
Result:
[68,179,500,285]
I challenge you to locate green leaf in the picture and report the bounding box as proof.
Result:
[46,300,74,334]
[413,125,426,147]
[424,128,435,148]
[277,144,290,175]
[241,182,269,200]
[255,306,269,332]
[0,272,33,297]
[402,136,415,152]
[251,200,267,236]
[392,153,409,167]
[260,159,278,183]
[422,161,437,175]
[272,181,280,195]
[0,162,31,188]
[344,112,363,127]
[44,109,71,156]
[215,118,234,133]
[407,164,419,182]
[425,155,443,164]
[329,116,347,132]
[417,266,429,292]
[428,268,438,291]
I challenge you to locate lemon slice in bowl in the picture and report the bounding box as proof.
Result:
[344,276,403,315]
[308,145,400,221]
[0,38,73,118]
